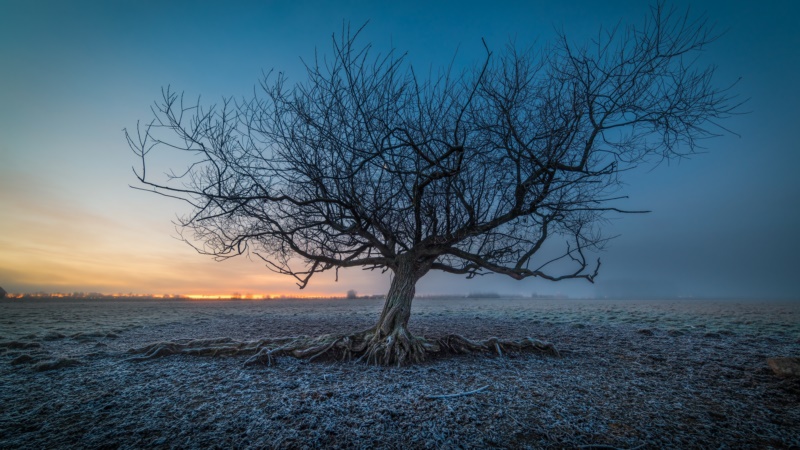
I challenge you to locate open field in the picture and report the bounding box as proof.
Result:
[1,297,799,448]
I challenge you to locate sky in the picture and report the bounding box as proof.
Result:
[1,0,798,299]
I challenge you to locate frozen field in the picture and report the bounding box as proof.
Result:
[1,296,798,345]
[0,298,800,341]
[1,297,799,448]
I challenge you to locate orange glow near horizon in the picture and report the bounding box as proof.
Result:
[184,293,348,300]
[0,172,382,298]
[2,292,366,300]
[186,294,260,300]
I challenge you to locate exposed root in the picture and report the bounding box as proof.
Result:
[360,326,429,366]
[125,331,559,367]
[435,335,560,358]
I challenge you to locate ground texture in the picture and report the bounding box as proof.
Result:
[1,297,799,449]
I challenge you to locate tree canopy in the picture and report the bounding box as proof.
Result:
[128,3,737,365]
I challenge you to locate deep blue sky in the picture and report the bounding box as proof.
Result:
[1,0,798,298]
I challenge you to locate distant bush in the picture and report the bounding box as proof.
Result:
[346,290,358,299]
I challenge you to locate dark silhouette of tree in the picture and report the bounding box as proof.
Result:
[346,290,358,299]
[127,4,737,365]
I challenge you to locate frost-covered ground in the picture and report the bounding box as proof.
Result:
[1,297,799,448]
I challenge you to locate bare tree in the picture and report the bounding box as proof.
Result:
[127,4,737,365]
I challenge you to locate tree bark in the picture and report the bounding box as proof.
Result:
[362,254,429,365]
[375,256,419,337]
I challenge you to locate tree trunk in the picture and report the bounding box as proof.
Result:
[363,255,428,365]
[375,256,418,336]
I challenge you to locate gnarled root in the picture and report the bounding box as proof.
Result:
[126,336,299,363]
[242,333,372,366]
[434,335,560,358]
[360,326,430,366]
[126,331,558,367]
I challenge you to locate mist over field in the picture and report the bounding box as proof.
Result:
[2,296,798,343]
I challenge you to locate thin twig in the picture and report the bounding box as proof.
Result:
[424,385,489,400]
